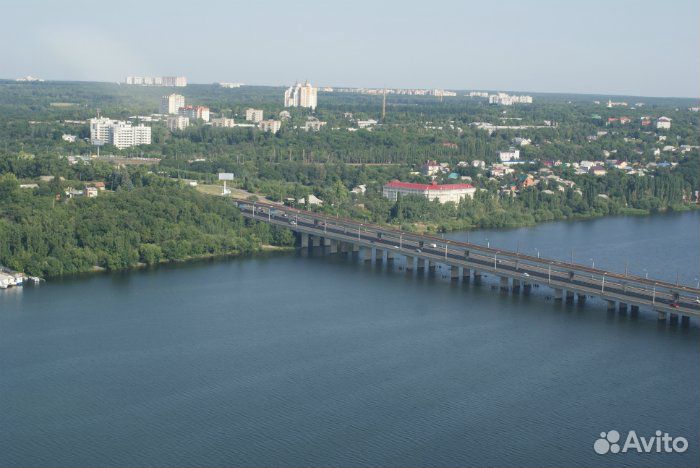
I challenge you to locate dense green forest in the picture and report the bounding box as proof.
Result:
[0,172,293,277]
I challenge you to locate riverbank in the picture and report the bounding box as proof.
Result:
[394,203,699,234]
[35,244,297,282]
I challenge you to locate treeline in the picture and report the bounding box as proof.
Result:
[0,173,294,278]
[300,158,699,232]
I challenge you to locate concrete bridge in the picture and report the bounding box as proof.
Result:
[235,199,700,327]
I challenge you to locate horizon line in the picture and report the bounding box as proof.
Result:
[2,77,699,101]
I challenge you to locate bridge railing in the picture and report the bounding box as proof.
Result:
[234,198,700,301]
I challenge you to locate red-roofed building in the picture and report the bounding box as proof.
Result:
[382,180,476,204]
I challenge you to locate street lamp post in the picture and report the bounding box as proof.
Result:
[494,252,498,270]
[548,263,552,284]
[601,273,606,293]
[535,248,540,259]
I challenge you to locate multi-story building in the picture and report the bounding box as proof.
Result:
[167,115,190,131]
[656,116,671,129]
[245,108,264,123]
[284,81,318,110]
[258,119,281,134]
[420,160,447,176]
[160,94,185,115]
[162,76,187,87]
[211,117,235,128]
[488,93,533,105]
[89,117,151,149]
[179,105,210,122]
[382,181,476,204]
[125,76,186,87]
[498,148,520,162]
[303,119,327,131]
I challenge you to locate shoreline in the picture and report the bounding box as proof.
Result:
[12,244,296,284]
[5,208,697,284]
[394,204,699,235]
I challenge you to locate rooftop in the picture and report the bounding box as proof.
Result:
[384,180,474,191]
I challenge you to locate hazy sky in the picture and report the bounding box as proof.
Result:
[4,0,698,97]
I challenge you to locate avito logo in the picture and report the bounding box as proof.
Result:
[594,430,688,455]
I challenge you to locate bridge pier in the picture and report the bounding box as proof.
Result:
[428,260,436,274]
[512,279,521,293]
[630,305,639,317]
[618,302,628,314]
[500,276,509,292]
[417,258,426,273]
[405,255,414,272]
[362,246,372,262]
[566,290,575,304]
[386,250,395,263]
[352,243,360,257]
[300,232,309,249]
[669,313,679,325]
[329,239,338,254]
[451,266,459,282]
[554,288,563,301]
[375,248,384,263]
[577,293,586,306]
[462,268,471,281]
[523,282,532,295]
[681,315,690,327]
[657,310,667,322]
[607,300,616,312]
[311,235,321,248]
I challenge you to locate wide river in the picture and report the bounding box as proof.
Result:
[1,211,698,467]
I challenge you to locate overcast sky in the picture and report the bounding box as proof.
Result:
[3,0,698,97]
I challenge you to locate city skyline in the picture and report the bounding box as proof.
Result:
[2,0,699,98]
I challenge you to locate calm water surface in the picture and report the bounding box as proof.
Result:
[1,211,698,467]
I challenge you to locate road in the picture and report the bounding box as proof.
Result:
[235,200,700,319]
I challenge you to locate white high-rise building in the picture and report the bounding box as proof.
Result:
[284,81,318,110]
[245,108,264,123]
[160,94,185,115]
[89,118,151,149]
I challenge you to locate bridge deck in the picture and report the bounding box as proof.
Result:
[234,199,700,319]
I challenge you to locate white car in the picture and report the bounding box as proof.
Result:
[429,243,437,248]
